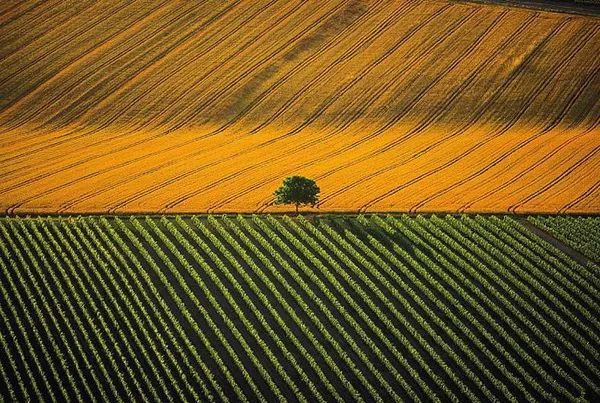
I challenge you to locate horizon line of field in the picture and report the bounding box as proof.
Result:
[1,211,600,219]
[452,0,600,17]
[5,212,595,266]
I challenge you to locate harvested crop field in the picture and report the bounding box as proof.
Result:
[1,0,599,214]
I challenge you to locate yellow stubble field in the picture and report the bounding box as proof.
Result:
[0,0,598,214]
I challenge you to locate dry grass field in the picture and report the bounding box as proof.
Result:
[0,0,599,214]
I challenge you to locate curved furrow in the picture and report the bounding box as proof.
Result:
[155,6,424,210]
[60,128,329,214]
[164,2,479,213]
[294,11,551,198]
[83,0,310,133]
[0,124,75,153]
[6,1,197,128]
[345,11,512,132]
[264,5,469,140]
[481,24,598,131]
[0,119,97,151]
[0,1,201,169]
[0,0,135,91]
[3,0,425,181]
[408,121,592,216]
[561,178,600,213]
[155,4,456,211]
[458,133,590,213]
[402,24,597,213]
[0,0,46,30]
[93,0,338,134]
[198,2,458,160]
[204,11,501,211]
[0,1,334,196]
[2,2,598,214]
[218,125,377,212]
[404,128,564,215]
[1,131,192,208]
[458,64,600,212]
[242,1,422,135]
[576,105,600,139]
[0,123,97,169]
[0,0,169,126]
[76,0,284,129]
[0,0,282,168]
[508,144,600,213]
[0,0,80,59]
[112,120,355,213]
[353,19,580,212]
[147,0,348,132]
[329,8,514,132]
[158,0,374,133]
[0,2,206,155]
[312,10,524,206]
[366,16,571,156]
[206,7,499,212]
[185,9,509,212]
[77,0,307,133]
[30,1,387,211]
[467,133,593,213]
[166,0,417,136]
[39,2,238,128]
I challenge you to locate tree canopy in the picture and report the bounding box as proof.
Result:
[273,176,320,213]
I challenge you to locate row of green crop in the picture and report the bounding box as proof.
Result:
[379,215,596,398]
[0,215,598,401]
[0,216,218,402]
[361,215,584,400]
[530,216,600,262]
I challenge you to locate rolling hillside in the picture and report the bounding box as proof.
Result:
[0,0,599,214]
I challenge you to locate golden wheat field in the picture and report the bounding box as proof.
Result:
[0,0,598,214]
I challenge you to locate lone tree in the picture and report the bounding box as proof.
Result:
[274,176,320,214]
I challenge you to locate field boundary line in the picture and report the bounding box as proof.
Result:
[450,0,600,17]
[517,217,593,266]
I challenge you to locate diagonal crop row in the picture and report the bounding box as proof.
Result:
[3,219,125,402]
[25,219,143,400]
[238,215,368,402]
[143,217,280,402]
[470,216,600,350]
[0,220,110,402]
[116,217,246,402]
[103,217,222,401]
[316,216,535,402]
[216,215,351,402]
[440,215,597,395]
[181,216,324,402]
[389,215,577,400]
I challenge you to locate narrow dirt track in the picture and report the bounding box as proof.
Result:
[518,217,593,266]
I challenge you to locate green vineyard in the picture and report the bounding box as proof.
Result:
[530,216,600,263]
[0,215,599,402]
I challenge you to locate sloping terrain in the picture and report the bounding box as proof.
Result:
[0,0,598,214]
[0,215,599,401]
